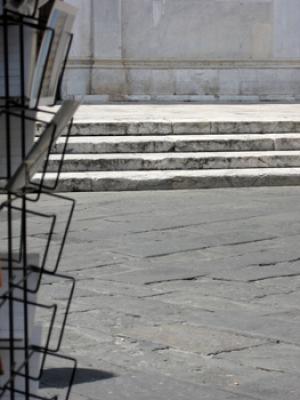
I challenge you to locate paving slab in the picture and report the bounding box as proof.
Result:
[3,187,300,399]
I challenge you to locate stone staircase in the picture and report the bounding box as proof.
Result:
[44,119,300,191]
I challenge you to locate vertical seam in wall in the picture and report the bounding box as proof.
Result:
[89,0,95,94]
[271,0,274,59]
[121,0,129,96]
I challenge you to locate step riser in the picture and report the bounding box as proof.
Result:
[58,121,300,136]
[52,138,300,154]
[36,105,300,191]
[42,174,300,192]
[47,156,300,172]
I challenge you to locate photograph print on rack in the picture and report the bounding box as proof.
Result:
[29,0,77,108]
[7,99,80,192]
[4,0,49,15]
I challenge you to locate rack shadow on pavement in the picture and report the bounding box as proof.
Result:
[41,367,116,388]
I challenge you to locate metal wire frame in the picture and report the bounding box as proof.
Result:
[28,118,74,194]
[28,351,77,400]
[0,200,77,399]
[20,192,75,280]
[0,109,73,198]
[53,32,73,105]
[2,386,58,400]
[0,198,57,267]
[0,296,57,388]
[0,266,76,398]
[0,192,75,291]
[0,12,56,109]
[1,4,77,400]
[0,107,54,184]
[0,9,74,109]
[2,8,22,398]
[0,284,74,373]
[3,0,41,18]
[1,270,76,354]
[1,349,77,400]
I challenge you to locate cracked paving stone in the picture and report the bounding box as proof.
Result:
[59,290,300,345]
[252,290,300,312]
[215,342,300,375]
[228,373,300,400]
[92,265,208,285]
[142,277,279,302]
[10,187,300,400]
[114,323,269,355]
[70,370,263,400]
[146,290,290,316]
[75,278,160,298]
[90,337,284,390]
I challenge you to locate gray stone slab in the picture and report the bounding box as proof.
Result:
[4,187,300,399]
[70,371,254,400]
[55,134,296,154]
[64,290,298,344]
[116,323,268,355]
[92,336,281,392]
[148,290,283,315]
[48,151,300,172]
[70,104,300,124]
[41,168,300,192]
[228,373,300,400]
[146,276,300,303]
[217,342,300,375]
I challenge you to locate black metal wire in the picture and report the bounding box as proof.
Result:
[55,33,73,103]
[1,4,77,400]
[0,192,75,288]
[29,118,74,194]
[19,15,31,400]
[3,8,16,400]
[1,270,76,356]
[0,109,74,198]
[0,295,57,384]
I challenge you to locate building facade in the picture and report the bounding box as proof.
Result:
[63,0,300,102]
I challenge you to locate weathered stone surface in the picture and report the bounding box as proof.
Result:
[40,104,300,192]
[52,133,300,154]
[116,323,268,355]
[47,151,300,172]
[41,168,300,192]
[64,1,300,101]
[59,104,300,132]
[6,187,300,399]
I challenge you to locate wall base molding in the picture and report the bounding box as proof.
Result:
[67,58,300,70]
[80,94,300,104]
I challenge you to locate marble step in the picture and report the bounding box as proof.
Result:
[65,121,300,136]
[48,151,300,172]
[53,134,300,154]
[40,168,300,192]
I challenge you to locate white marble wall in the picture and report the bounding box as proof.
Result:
[63,0,300,102]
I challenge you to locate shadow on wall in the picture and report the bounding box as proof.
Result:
[41,367,116,388]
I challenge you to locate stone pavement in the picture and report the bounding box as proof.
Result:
[24,187,300,399]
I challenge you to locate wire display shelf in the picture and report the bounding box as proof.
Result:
[0,1,78,399]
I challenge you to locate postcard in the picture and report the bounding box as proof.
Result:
[29,0,77,108]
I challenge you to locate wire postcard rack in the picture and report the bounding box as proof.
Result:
[0,1,79,399]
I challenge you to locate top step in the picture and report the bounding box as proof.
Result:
[38,104,300,135]
[72,104,300,135]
